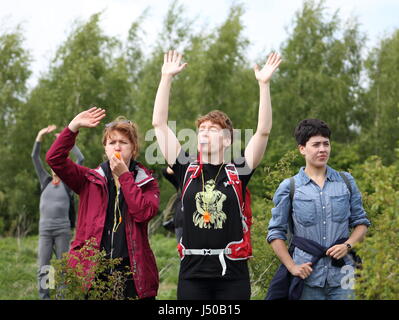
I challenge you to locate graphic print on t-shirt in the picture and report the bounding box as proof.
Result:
[193,178,227,229]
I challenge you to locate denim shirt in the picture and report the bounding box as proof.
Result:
[267,166,371,288]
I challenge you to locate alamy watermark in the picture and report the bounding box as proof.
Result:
[144,121,255,175]
[340,265,355,290]
[39,265,55,290]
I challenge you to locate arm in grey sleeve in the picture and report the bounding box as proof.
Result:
[71,144,85,165]
[31,141,51,188]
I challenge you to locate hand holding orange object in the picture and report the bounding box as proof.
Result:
[110,151,128,177]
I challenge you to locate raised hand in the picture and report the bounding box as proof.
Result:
[161,50,187,77]
[68,107,106,133]
[39,124,57,136]
[36,124,57,142]
[253,52,282,84]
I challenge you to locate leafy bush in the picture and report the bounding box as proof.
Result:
[51,238,132,300]
[355,198,399,299]
[251,151,399,299]
[351,157,399,299]
[249,150,301,298]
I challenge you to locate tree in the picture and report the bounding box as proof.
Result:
[26,12,132,168]
[271,0,365,149]
[356,30,399,164]
[351,156,399,299]
[2,13,133,235]
[0,26,31,235]
[131,2,256,166]
[0,26,31,132]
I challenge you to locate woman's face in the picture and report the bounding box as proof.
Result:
[299,135,331,168]
[104,130,134,165]
[197,120,230,155]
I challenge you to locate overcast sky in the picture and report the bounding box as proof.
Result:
[1,0,398,88]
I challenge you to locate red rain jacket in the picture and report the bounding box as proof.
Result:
[46,127,160,298]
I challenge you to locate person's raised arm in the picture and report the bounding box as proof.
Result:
[68,107,106,133]
[55,132,85,166]
[32,125,57,186]
[152,50,187,166]
[245,52,281,169]
[71,145,85,165]
[46,107,106,194]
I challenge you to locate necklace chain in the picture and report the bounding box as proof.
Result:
[201,163,224,218]
[201,163,224,192]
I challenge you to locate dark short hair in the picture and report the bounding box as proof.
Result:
[294,119,331,146]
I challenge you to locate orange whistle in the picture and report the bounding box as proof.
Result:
[114,152,121,160]
[203,211,210,223]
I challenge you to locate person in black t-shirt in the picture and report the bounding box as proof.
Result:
[152,50,281,300]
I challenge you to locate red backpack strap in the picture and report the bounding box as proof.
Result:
[225,163,245,214]
[225,164,253,260]
[244,187,252,227]
[225,164,243,206]
[181,160,200,204]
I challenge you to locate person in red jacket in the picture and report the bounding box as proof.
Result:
[46,107,160,299]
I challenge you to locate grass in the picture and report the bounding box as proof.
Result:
[150,233,180,300]
[0,235,39,300]
[0,232,180,300]
[0,232,267,300]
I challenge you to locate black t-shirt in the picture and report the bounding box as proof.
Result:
[100,161,137,260]
[162,167,179,191]
[172,150,254,280]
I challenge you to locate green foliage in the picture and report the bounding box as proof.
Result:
[0,235,38,300]
[271,0,365,144]
[249,150,302,298]
[328,141,361,171]
[0,233,180,300]
[352,156,399,222]
[0,26,31,130]
[355,200,399,299]
[0,27,32,236]
[150,233,180,299]
[356,29,399,164]
[350,157,399,299]
[51,237,132,300]
[27,13,132,168]
[0,0,398,300]
[248,196,278,299]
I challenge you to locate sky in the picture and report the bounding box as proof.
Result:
[1,0,398,89]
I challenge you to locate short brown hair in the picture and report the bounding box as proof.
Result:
[102,116,139,159]
[196,110,234,142]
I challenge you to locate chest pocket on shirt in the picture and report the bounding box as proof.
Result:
[293,197,317,227]
[330,194,350,222]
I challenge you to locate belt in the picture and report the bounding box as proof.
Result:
[182,248,232,276]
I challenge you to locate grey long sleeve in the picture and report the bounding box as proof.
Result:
[32,141,85,189]
[31,141,51,189]
[71,144,85,166]
[32,139,85,231]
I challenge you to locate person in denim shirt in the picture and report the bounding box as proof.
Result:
[267,119,371,300]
